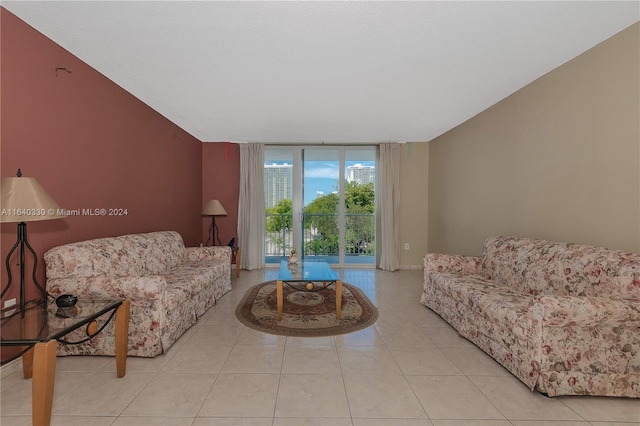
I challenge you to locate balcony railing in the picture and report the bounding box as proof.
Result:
[265,213,375,264]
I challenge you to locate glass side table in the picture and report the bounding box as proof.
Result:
[231,246,241,277]
[1,298,130,426]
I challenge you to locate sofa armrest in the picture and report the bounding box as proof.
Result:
[185,246,231,263]
[423,253,482,275]
[47,275,167,301]
[529,295,640,397]
[533,296,640,328]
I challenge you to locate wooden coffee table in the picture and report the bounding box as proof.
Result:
[0,298,130,426]
[276,260,342,320]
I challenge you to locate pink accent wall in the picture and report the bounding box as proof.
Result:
[201,143,240,247]
[0,8,203,307]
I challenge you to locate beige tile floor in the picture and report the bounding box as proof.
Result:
[1,268,639,426]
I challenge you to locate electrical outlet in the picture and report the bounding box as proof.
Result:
[3,298,16,317]
[404,243,410,250]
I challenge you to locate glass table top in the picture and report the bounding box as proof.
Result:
[1,299,122,349]
[277,260,338,282]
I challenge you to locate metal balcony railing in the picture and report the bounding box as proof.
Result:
[264,213,375,263]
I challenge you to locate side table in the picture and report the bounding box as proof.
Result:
[231,247,241,277]
[1,299,130,426]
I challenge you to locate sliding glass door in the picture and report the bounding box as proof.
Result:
[264,146,376,267]
[302,148,340,263]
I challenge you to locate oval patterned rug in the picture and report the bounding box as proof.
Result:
[235,280,378,337]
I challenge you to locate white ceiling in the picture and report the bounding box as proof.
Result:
[3,1,639,144]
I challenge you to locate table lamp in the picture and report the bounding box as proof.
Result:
[1,169,66,316]
[201,199,227,246]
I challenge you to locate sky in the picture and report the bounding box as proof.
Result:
[264,149,376,206]
[303,161,375,206]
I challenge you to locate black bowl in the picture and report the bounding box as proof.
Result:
[55,294,78,307]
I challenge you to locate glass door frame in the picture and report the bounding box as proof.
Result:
[265,145,377,268]
[301,147,344,264]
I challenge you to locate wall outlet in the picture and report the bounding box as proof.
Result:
[3,298,16,318]
[404,243,410,250]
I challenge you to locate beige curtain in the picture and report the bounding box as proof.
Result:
[238,143,265,270]
[378,143,400,271]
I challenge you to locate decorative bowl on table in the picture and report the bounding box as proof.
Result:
[55,294,78,307]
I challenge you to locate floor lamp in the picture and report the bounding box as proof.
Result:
[201,199,227,246]
[1,169,66,316]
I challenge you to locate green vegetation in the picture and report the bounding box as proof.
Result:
[265,181,375,256]
[266,198,293,233]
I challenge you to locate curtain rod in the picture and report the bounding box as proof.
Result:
[206,141,408,146]
[244,142,406,146]
[264,143,382,147]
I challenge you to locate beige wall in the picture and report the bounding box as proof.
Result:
[428,22,639,256]
[399,142,429,266]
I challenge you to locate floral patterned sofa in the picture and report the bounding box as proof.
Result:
[421,236,640,397]
[44,231,232,357]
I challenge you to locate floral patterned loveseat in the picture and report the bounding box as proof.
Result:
[421,236,640,397]
[44,231,231,357]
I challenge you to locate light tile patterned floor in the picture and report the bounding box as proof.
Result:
[1,268,639,425]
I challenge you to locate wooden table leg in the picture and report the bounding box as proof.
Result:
[21,305,40,379]
[336,280,343,320]
[115,300,130,378]
[235,248,241,277]
[32,340,57,426]
[22,346,34,379]
[276,280,284,321]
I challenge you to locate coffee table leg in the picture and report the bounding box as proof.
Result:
[277,280,283,320]
[32,340,57,426]
[336,280,343,320]
[115,300,130,378]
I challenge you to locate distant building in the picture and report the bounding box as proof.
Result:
[265,162,374,208]
[264,163,292,208]
[347,163,375,186]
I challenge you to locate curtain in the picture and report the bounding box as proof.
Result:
[378,143,400,271]
[238,143,265,270]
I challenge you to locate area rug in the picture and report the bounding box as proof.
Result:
[235,280,378,337]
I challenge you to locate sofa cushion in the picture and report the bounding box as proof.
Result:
[464,285,533,342]
[45,231,186,278]
[183,260,229,283]
[163,267,213,310]
[481,236,563,294]
[481,236,640,298]
[430,272,531,341]
[132,232,187,275]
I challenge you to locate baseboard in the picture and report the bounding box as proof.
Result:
[265,263,423,270]
[400,264,423,270]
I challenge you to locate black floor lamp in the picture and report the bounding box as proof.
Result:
[201,199,227,246]
[1,169,66,316]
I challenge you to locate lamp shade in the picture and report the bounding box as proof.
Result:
[201,199,227,216]
[1,176,66,223]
